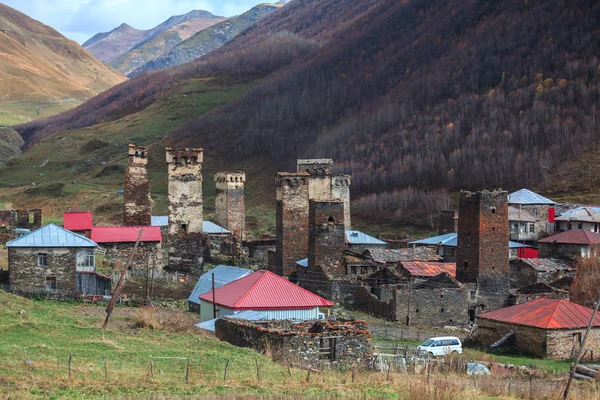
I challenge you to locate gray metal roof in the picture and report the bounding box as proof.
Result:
[345,230,387,245]
[195,310,269,332]
[409,232,530,249]
[151,216,231,234]
[296,258,308,268]
[188,265,253,305]
[555,207,600,223]
[508,189,556,205]
[7,224,97,248]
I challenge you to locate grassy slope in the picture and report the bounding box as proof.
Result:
[0,76,276,236]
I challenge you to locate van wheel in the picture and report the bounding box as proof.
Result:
[427,352,434,358]
[451,350,459,355]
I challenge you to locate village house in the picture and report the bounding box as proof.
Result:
[63,211,93,237]
[508,189,557,239]
[509,258,574,289]
[397,261,456,282]
[215,318,371,368]
[554,206,600,233]
[187,265,253,313]
[7,224,110,296]
[198,270,333,322]
[537,229,600,259]
[345,230,388,252]
[476,298,600,360]
[508,206,538,242]
[91,226,163,269]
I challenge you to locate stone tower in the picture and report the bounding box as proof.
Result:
[124,144,152,226]
[308,199,346,277]
[331,175,351,230]
[214,172,246,241]
[456,190,510,311]
[275,172,310,276]
[166,147,204,271]
[297,159,333,200]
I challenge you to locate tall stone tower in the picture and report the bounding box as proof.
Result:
[331,175,351,230]
[308,199,346,277]
[214,172,246,241]
[456,190,510,311]
[166,148,204,271]
[297,159,333,200]
[124,144,152,226]
[275,172,310,276]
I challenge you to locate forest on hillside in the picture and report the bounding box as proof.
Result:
[15,0,600,227]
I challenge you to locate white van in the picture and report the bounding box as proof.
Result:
[417,336,462,357]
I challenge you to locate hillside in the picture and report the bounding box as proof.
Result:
[0,3,126,125]
[110,15,227,76]
[0,126,23,164]
[129,4,283,77]
[10,0,600,231]
[83,10,222,64]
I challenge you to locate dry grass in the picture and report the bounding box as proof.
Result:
[133,306,198,333]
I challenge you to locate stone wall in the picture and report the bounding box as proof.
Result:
[352,285,396,320]
[547,328,600,360]
[124,144,152,226]
[9,247,79,294]
[16,209,42,230]
[331,175,351,230]
[297,159,333,201]
[538,243,584,260]
[476,318,548,358]
[395,285,469,327]
[215,172,246,241]
[166,148,204,271]
[509,259,539,289]
[308,200,345,278]
[215,317,371,368]
[100,241,162,269]
[518,204,552,239]
[275,172,310,276]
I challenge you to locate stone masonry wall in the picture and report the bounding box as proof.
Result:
[297,159,333,201]
[308,200,345,278]
[476,318,548,358]
[9,247,78,294]
[124,144,152,226]
[546,328,600,360]
[538,243,585,260]
[215,172,246,241]
[275,172,310,276]
[331,175,351,230]
[100,241,162,269]
[16,209,42,230]
[395,285,469,327]
[518,204,552,239]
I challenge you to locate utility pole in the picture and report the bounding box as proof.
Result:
[102,230,144,329]
[212,272,217,319]
[563,300,600,399]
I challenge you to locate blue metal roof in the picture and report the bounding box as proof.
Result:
[296,258,308,268]
[559,206,600,217]
[345,230,387,245]
[508,189,556,205]
[195,310,269,332]
[188,265,253,305]
[410,232,530,249]
[7,224,97,248]
[151,216,231,234]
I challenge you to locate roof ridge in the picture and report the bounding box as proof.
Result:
[545,298,563,329]
[232,270,266,308]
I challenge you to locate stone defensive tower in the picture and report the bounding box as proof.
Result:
[215,172,246,241]
[166,147,204,271]
[275,172,310,276]
[456,190,510,311]
[331,175,351,230]
[124,144,152,226]
[308,199,346,277]
[297,159,333,200]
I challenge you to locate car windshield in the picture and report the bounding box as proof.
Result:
[421,339,434,347]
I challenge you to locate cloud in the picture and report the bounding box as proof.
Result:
[2,0,263,43]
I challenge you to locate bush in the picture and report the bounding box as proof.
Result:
[133,306,197,334]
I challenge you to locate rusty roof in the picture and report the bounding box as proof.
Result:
[400,261,456,277]
[518,258,573,273]
[476,298,600,329]
[537,229,600,245]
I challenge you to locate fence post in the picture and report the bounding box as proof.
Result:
[427,361,431,385]
[223,359,229,381]
[255,357,260,382]
[400,330,403,341]
[529,374,533,399]
[149,355,154,378]
[394,344,398,355]
[23,349,31,378]
[185,356,190,384]
[417,331,420,342]
[68,352,73,378]
[104,355,108,381]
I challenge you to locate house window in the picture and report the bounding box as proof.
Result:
[350,266,357,274]
[76,251,95,267]
[45,277,56,291]
[568,224,572,230]
[573,332,582,345]
[38,253,48,266]
[181,223,187,233]
[319,337,337,360]
[529,224,535,233]
[578,223,583,229]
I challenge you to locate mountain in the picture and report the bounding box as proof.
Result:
[110,15,227,76]
[0,126,24,163]
[9,0,600,231]
[0,3,126,125]
[129,4,282,77]
[83,10,222,64]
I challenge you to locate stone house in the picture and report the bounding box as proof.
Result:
[508,206,537,242]
[510,282,569,305]
[508,189,556,239]
[7,224,110,296]
[91,226,163,269]
[509,258,574,289]
[345,230,387,252]
[476,298,600,360]
[554,207,600,233]
[215,318,371,368]
[537,229,600,260]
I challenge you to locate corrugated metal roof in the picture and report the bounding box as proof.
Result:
[296,258,308,268]
[200,270,334,310]
[508,189,556,205]
[538,229,600,245]
[477,298,600,329]
[150,216,231,234]
[7,224,97,248]
[400,261,456,277]
[188,265,253,305]
[63,212,93,230]
[345,230,387,245]
[508,206,536,222]
[555,207,600,223]
[91,226,162,243]
[195,310,270,332]
[409,233,529,249]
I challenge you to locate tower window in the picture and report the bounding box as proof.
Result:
[463,261,468,269]
[327,216,335,224]
[440,308,444,313]
[181,224,188,233]
[491,207,496,214]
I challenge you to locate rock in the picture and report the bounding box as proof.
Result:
[467,362,491,375]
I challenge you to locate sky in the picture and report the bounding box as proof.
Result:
[3,0,262,44]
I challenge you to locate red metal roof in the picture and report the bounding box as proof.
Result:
[477,298,600,329]
[64,212,93,230]
[199,270,334,310]
[91,226,162,243]
[400,261,456,277]
[537,229,600,245]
